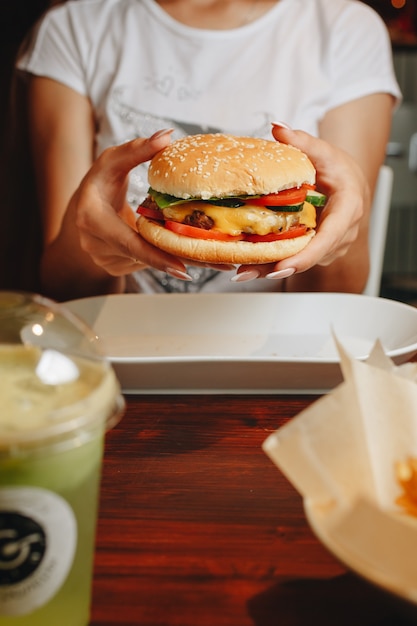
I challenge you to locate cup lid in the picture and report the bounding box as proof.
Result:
[0,291,124,451]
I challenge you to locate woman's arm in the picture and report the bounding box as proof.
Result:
[27,76,119,298]
[27,77,95,248]
[27,77,188,300]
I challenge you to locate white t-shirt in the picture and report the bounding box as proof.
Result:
[18,0,401,293]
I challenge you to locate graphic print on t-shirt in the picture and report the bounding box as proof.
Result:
[110,86,274,207]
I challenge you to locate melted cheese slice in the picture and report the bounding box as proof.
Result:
[298,201,316,228]
[163,201,316,236]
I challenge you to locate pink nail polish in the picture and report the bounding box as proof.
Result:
[149,128,174,141]
[231,270,260,283]
[266,268,295,280]
[166,267,193,281]
[271,121,292,130]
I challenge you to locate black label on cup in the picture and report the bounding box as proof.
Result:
[0,487,77,616]
[0,512,47,585]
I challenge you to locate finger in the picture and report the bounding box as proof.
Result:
[271,124,332,165]
[91,129,174,182]
[271,124,368,202]
[272,125,338,184]
[79,210,189,276]
[236,208,358,279]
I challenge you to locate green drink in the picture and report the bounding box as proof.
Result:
[0,293,124,625]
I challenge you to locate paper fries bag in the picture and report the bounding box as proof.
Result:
[262,339,417,602]
[263,339,417,510]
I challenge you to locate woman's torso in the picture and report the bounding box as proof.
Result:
[18,0,400,293]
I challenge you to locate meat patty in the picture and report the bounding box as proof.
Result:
[183,210,215,230]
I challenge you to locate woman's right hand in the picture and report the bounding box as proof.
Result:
[41,129,201,299]
[69,130,193,278]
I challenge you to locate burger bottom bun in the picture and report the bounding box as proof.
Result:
[137,216,315,264]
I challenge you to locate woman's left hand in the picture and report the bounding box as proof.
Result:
[235,124,370,282]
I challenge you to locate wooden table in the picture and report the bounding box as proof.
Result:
[90,394,416,626]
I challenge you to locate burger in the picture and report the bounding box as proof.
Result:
[136,133,326,264]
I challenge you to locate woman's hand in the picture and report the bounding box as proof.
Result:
[63,130,233,285]
[235,124,371,289]
[70,129,193,277]
[43,129,211,299]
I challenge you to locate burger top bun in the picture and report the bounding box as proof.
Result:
[148,133,316,199]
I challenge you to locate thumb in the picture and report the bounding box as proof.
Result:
[95,129,174,177]
[271,123,329,162]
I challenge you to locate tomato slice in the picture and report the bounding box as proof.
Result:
[248,187,308,207]
[137,205,164,221]
[165,221,244,242]
[244,225,308,243]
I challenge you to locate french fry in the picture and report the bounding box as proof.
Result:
[395,458,417,517]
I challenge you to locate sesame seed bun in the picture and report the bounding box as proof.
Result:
[148,133,316,199]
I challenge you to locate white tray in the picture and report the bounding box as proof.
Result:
[65,293,417,394]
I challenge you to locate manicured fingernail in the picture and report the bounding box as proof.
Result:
[271,121,292,130]
[166,267,193,281]
[231,270,260,283]
[149,128,174,141]
[266,268,296,280]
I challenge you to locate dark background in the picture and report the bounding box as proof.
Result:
[367,0,417,48]
[0,2,52,147]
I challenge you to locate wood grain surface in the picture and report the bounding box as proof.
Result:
[90,394,416,626]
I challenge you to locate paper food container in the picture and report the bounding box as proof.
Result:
[263,338,417,604]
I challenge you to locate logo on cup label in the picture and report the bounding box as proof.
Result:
[0,512,46,584]
[0,487,77,616]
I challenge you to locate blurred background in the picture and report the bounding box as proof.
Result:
[1,0,417,301]
[364,1,417,303]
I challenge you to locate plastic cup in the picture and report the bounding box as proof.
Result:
[0,292,125,625]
